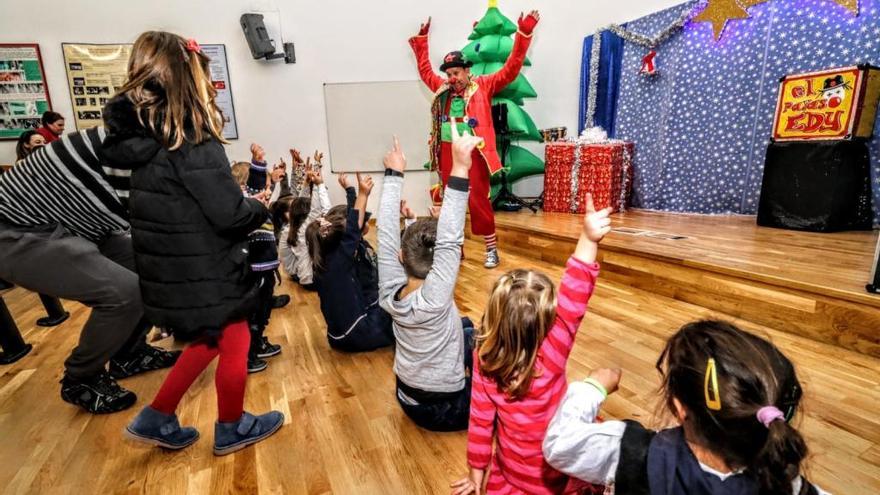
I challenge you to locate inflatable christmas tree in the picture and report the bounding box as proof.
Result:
[463,0,545,198]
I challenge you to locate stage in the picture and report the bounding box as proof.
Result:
[470,209,880,357]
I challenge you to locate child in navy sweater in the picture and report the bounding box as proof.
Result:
[305,173,394,352]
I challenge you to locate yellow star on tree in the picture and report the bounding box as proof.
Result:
[693,0,751,40]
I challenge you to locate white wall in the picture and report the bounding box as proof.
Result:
[0,0,683,214]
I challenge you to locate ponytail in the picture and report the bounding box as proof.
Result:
[304,212,345,273]
[305,220,325,272]
[753,419,808,495]
[287,197,311,248]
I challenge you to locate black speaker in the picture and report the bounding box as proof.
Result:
[240,13,296,63]
[757,140,873,232]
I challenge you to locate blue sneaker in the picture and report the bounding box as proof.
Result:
[213,410,284,456]
[124,405,199,450]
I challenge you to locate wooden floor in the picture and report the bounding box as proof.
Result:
[1,230,879,494]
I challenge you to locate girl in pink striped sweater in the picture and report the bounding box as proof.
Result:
[450,194,611,495]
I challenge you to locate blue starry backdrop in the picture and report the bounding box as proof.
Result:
[613,0,880,224]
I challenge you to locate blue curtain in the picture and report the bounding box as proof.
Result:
[593,0,880,223]
[578,28,626,137]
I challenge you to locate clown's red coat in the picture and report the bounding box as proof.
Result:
[408,30,533,176]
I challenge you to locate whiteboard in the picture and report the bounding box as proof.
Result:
[323,80,434,172]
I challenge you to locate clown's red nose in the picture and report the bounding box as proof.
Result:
[828,96,842,108]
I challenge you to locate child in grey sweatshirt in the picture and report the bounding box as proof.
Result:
[377,128,480,432]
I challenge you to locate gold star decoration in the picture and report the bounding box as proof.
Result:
[692,0,751,40]
[831,0,860,14]
[693,0,859,40]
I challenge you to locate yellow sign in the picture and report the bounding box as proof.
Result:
[772,66,875,142]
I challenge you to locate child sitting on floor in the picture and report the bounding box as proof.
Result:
[377,123,478,432]
[305,172,394,352]
[279,169,329,289]
[543,320,827,495]
[450,193,609,495]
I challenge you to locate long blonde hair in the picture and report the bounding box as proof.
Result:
[118,31,227,150]
[477,269,557,400]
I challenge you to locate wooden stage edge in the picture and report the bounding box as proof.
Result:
[470,209,880,358]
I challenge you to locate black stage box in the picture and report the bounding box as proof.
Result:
[757,140,873,232]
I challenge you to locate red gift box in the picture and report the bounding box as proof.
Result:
[543,142,634,214]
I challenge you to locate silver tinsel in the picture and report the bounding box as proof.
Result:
[619,145,633,212]
[570,143,583,213]
[584,4,697,129]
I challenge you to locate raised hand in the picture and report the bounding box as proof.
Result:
[383,135,407,173]
[270,160,286,184]
[356,172,374,195]
[250,143,265,163]
[290,148,304,167]
[400,199,417,220]
[429,204,441,219]
[337,172,350,190]
[449,117,483,176]
[586,368,622,396]
[517,10,540,35]
[583,193,612,243]
[307,170,324,185]
[313,150,324,165]
[418,16,432,36]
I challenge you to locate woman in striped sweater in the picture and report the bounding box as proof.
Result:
[451,194,611,495]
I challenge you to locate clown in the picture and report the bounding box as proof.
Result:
[820,75,849,109]
[409,10,539,268]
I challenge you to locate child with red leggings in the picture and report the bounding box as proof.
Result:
[102,31,284,455]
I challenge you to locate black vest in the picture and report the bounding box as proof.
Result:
[614,422,818,495]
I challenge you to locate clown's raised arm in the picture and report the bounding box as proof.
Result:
[408,16,445,92]
[408,11,539,95]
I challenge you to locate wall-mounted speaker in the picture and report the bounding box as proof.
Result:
[240,13,295,63]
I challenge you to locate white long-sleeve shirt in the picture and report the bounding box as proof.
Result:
[278,183,330,285]
[542,382,828,495]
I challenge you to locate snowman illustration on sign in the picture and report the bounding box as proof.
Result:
[820,75,850,109]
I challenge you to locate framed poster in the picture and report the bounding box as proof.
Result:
[201,44,239,140]
[0,43,52,140]
[62,43,132,130]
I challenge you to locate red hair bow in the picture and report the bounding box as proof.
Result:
[185,38,201,53]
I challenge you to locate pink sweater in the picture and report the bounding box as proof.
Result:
[467,257,600,494]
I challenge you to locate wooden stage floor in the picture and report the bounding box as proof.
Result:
[0,212,878,494]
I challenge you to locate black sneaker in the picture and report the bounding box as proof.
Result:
[271,294,290,309]
[60,371,137,414]
[109,345,182,379]
[247,356,268,374]
[256,336,282,359]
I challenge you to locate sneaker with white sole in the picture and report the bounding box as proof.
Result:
[484,249,500,268]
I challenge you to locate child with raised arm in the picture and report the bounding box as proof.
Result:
[377,122,481,432]
[543,321,827,495]
[305,172,394,352]
[279,169,330,289]
[450,194,609,495]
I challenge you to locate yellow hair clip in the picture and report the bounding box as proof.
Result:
[704,358,722,411]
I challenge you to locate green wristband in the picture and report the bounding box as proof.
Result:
[583,378,608,399]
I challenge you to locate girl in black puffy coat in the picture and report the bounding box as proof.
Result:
[101,31,283,455]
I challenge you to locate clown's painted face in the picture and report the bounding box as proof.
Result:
[823,86,846,109]
[445,67,471,93]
